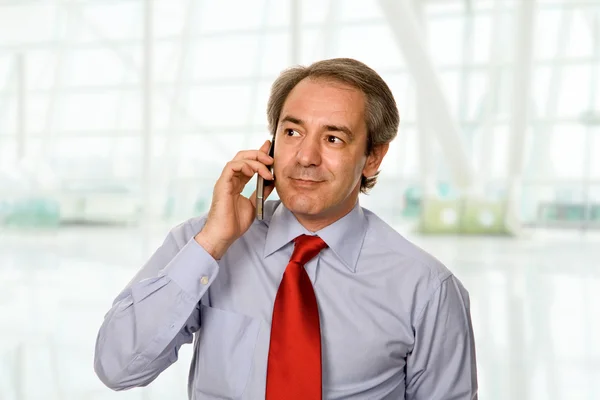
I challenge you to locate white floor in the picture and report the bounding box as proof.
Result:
[1,223,599,400]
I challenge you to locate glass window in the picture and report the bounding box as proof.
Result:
[0,137,16,165]
[565,10,594,59]
[379,136,402,177]
[189,36,260,79]
[337,0,384,22]
[557,66,591,118]
[55,92,122,132]
[65,48,134,87]
[490,124,510,179]
[197,0,271,33]
[472,13,493,64]
[467,71,488,122]
[0,4,56,45]
[427,17,464,65]
[329,25,406,69]
[532,65,552,117]
[260,32,291,76]
[401,128,418,178]
[438,70,461,118]
[548,124,586,179]
[535,8,563,60]
[0,99,16,134]
[590,128,600,179]
[0,0,596,231]
[80,2,142,41]
[185,84,253,126]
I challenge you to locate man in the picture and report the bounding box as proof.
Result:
[94,58,478,399]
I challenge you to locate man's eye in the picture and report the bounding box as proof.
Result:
[327,136,343,144]
[285,129,300,136]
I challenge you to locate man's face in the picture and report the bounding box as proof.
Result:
[273,78,388,227]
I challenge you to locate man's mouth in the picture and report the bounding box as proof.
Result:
[291,178,324,186]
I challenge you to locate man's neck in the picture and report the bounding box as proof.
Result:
[291,199,358,233]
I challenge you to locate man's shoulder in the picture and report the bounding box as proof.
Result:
[361,207,452,283]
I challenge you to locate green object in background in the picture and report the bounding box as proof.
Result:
[401,183,455,219]
[592,206,600,221]
[1,197,60,228]
[402,187,422,218]
[419,197,509,235]
[419,198,461,234]
[460,198,509,234]
[566,205,585,221]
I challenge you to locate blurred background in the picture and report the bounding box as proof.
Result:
[0,0,599,399]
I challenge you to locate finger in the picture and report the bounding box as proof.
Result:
[232,142,274,165]
[226,159,274,181]
[259,139,271,153]
[232,149,273,166]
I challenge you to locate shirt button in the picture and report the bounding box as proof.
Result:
[200,276,209,285]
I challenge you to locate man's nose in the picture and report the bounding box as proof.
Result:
[295,135,322,167]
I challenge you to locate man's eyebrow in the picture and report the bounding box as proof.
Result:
[324,124,354,140]
[280,115,354,140]
[280,115,303,126]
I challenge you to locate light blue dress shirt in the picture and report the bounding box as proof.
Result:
[94,199,478,399]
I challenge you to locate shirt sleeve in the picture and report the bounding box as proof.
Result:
[94,217,219,390]
[405,275,478,400]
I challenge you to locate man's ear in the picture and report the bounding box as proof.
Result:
[363,143,390,177]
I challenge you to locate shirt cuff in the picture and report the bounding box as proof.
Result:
[159,236,219,297]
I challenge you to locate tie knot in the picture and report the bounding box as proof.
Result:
[290,234,328,266]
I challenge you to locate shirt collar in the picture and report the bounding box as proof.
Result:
[263,199,367,273]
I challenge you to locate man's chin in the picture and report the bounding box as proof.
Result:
[280,193,323,216]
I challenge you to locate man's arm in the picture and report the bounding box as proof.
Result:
[405,275,478,400]
[94,217,219,390]
[94,140,275,391]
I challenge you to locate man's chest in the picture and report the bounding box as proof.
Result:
[192,254,413,399]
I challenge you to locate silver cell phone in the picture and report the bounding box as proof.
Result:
[255,139,275,220]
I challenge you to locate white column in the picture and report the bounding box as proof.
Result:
[413,0,437,197]
[476,0,504,190]
[505,0,536,396]
[504,0,536,234]
[290,0,300,64]
[40,1,72,165]
[16,53,25,161]
[378,0,475,190]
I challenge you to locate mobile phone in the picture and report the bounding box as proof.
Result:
[255,138,275,220]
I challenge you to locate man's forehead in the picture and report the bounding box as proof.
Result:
[280,79,366,119]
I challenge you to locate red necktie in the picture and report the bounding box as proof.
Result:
[266,234,328,400]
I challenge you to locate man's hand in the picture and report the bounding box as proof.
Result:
[194,140,276,260]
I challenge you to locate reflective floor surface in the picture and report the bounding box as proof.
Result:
[1,222,599,400]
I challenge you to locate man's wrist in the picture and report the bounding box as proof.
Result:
[194,231,228,260]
